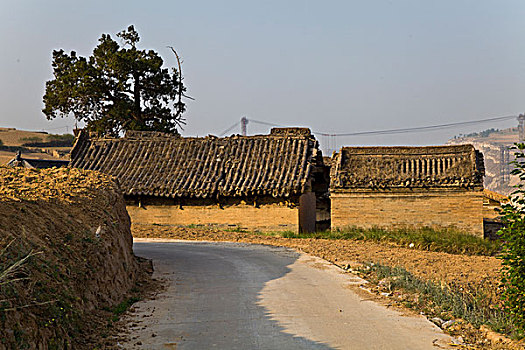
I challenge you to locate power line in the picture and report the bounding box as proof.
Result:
[313,115,517,137]
[246,115,517,137]
[219,114,518,139]
[220,118,282,136]
[219,121,240,136]
[44,125,71,131]
[248,119,284,128]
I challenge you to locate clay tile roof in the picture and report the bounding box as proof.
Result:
[330,145,485,190]
[6,152,69,169]
[70,128,320,199]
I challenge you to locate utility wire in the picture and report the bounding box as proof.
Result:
[45,125,71,131]
[313,115,517,137]
[219,121,240,136]
[248,119,285,128]
[244,115,517,137]
[219,114,517,138]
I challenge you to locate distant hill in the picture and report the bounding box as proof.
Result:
[0,128,73,165]
[447,127,519,195]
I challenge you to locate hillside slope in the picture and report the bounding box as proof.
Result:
[0,128,72,165]
[448,127,519,195]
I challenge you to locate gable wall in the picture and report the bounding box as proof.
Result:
[331,189,484,236]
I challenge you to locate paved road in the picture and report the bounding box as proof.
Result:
[120,240,453,349]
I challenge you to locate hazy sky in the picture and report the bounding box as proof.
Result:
[1,1,524,153]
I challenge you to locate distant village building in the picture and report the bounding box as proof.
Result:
[6,151,69,169]
[329,145,486,236]
[70,128,329,233]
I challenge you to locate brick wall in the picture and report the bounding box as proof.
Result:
[127,202,299,232]
[483,204,501,220]
[331,189,484,236]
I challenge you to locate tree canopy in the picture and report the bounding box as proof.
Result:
[43,25,186,136]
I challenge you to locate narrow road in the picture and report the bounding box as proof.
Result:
[120,240,453,349]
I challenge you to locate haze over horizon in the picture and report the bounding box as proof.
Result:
[1,0,524,153]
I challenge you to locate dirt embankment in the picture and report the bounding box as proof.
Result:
[0,167,143,349]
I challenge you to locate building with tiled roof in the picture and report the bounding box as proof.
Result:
[7,151,69,169]
[330,145,486,236]
[70,128,329,232]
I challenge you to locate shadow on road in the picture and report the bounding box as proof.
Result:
[130,241,335,349]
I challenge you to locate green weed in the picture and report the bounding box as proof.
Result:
[109,297,140,322]
[278,227,501,256]
[362,262,516,337]
[225,226,248,233]
[186,224,204,229]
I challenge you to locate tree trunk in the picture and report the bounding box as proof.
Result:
[133,72,141,122]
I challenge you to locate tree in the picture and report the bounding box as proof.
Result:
[43,25,186,136]
[498,143,525,337]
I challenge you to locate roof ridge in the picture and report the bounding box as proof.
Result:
[70,129,320,199]
[81,129,315,142]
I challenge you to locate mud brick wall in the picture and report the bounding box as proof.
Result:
[127,203,299,232]
[331,189,484,236]
[483,204,501,220]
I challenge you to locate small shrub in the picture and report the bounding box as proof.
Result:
[48,134,75,143]
[498,143,525,337]
[21,134,75,147]
[225,226,248,233]
[47,134,75,146]
[20,136,43,143]
[110,297,140,322]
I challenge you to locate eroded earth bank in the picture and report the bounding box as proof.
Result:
[0,167,149,349]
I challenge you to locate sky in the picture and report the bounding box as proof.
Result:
[1,0,524,154]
